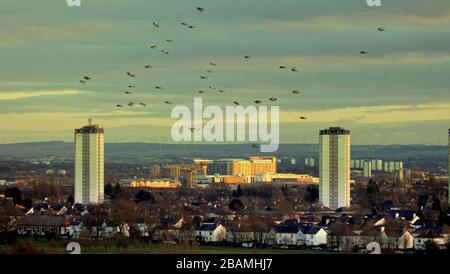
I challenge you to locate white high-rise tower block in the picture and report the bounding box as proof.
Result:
[74,120,104,204]
[319,127,351,209]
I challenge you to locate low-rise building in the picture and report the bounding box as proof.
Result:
[195,223,227,243]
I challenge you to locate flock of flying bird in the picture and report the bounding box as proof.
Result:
[77,6,387,143]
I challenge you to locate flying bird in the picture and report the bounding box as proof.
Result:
[155,86,163,90]
[149,44,157,49]
[209,86,216,90]
[233,101,240,106]
[128,102,135,107]
[218,89,225,93]
[181,22,188,26]
[244,55,252,59]
[188,25,195,29]
[165,101,173,105]
[198,90,204,94]
[145,65,152,69]
[291,67,298,72]
[292,90,300,95]
[140,103,147,107]
[128,85,135,88]
[153,22,160,28]
[279,66,287,69]
[126,72,135,77]
[116,104,123,107]
[196,7,205,13]
[209,62,217,66]
[269,97,277,102]
[125,91,133,94]
[378,27,385,32]
[206,69,213,73]
[360,51,368,54]
[166,39,174,42]
[162,49,170,55]
[83,76,91,80]
[200,76,207,80]
[254,100,262,105]
[299,116,308,120]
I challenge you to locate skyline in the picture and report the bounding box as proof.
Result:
[1,1,450,145]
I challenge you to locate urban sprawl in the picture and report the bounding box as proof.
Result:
[0,124,449,254]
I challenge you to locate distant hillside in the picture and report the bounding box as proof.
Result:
[0,142,447,167]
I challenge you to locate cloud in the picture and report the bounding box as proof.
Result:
[0,90,82,100]
[280,102,450,124]
[0,111,174,131]
[193,51,450,70]
[247,12,450,31]
[0,20,134,47]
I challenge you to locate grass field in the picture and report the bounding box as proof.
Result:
[0,238,333,254]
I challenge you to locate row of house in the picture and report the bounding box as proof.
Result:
[5,198,450,252]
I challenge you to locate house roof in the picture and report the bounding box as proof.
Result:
[282,219,299,226]
[198,223,218,231]
[273,225,299,234]
[17,215,71,227]
[299,223,323,234]
[51,204,65,211]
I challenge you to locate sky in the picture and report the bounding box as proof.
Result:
[1,0,450,145]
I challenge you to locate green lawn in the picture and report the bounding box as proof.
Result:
[1,238,333,254]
